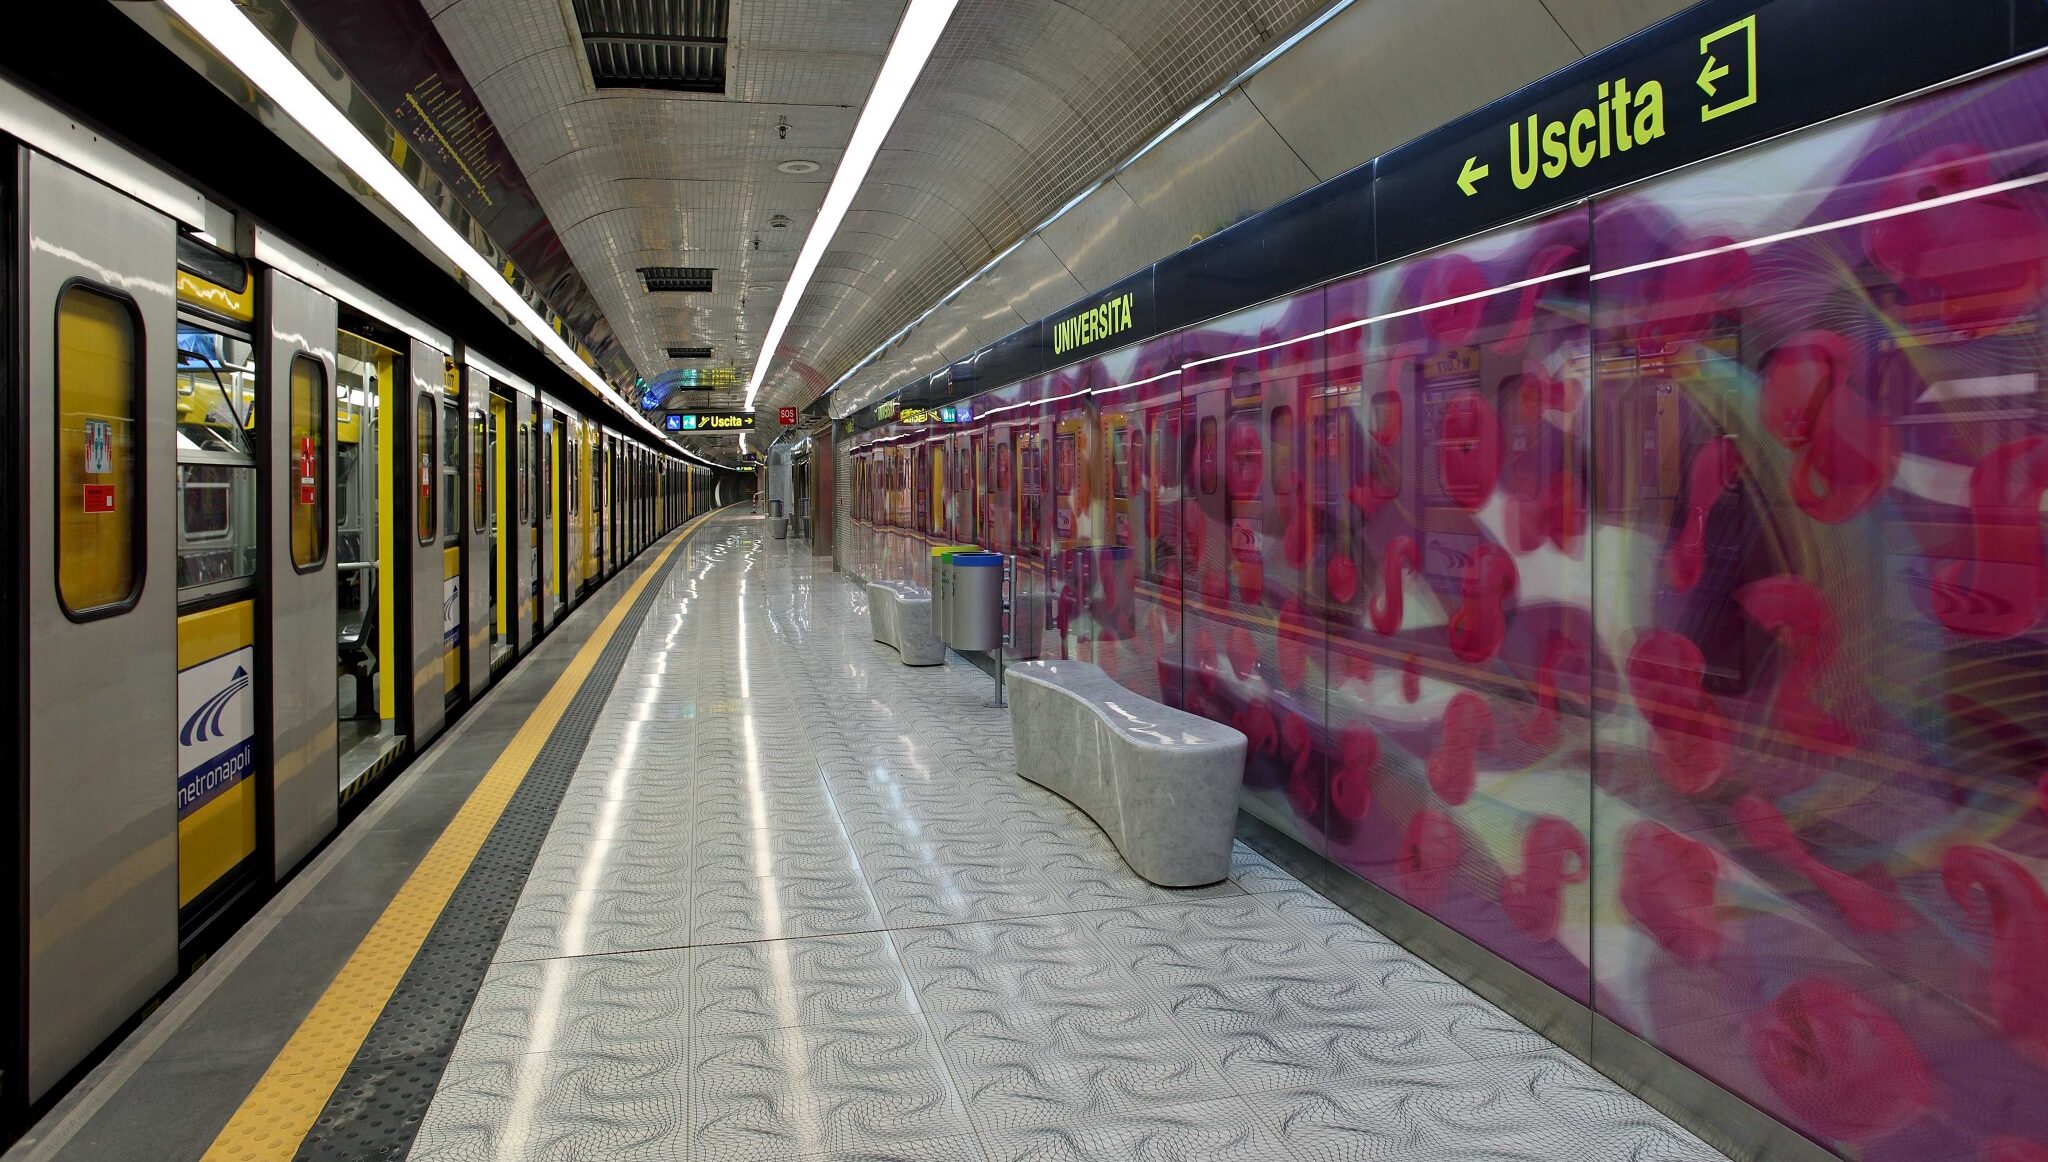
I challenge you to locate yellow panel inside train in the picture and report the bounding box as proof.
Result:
[172,252,260,911]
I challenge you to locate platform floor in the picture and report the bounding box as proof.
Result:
[13,512,1730,1161]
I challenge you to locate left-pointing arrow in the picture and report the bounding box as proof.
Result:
[1698,54,1729,95]
[1457,156,1489,197]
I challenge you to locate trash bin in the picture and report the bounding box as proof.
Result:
[771,516,789,539]
[929,545,976,641]
[949,553,1004,652]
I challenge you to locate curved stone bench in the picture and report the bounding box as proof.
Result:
[867,581,944,666]
[1007,660,1246,887]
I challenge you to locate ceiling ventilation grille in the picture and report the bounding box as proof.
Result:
[639,266,715,293]
[666,345,714,358]
[574,0,729,94]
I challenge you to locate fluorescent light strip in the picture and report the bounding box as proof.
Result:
[1176,265,1591,371]
[816,0,1360,406]
[159,0,676,449]
[840,120,2048,418]
[744,0,960,412]
[846,167,2048,422]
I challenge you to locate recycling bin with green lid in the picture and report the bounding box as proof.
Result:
[930,545,977,641]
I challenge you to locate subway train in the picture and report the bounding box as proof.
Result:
[845,25,2048,1162]
[0,77,722,1115]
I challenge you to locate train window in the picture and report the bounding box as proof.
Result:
[181,465,234,539]
[472,409,486,534]
[56,285,143,617]
[174,321,258,595]
[517,424,530,524]
[544,426,554,519]
[441,399,461,545]
[1198,416,1219,496]
[289,353,329,570]
[415,393,436,546]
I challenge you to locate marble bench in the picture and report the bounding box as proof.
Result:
[1007,660,1246,887]
[868,581,944,666]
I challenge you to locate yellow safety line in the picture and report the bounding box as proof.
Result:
[203,512,715,1161]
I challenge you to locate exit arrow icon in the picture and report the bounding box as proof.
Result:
[1698,54,1729,95]
[1457,156,1489,197]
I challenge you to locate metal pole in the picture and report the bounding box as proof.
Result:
[993,555,1012,709]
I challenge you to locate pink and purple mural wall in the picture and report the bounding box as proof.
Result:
[845,58,2048,1161]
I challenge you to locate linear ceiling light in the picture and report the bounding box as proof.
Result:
[158,0,677,449]
[742,0,959,412]
[816,0,1360,411]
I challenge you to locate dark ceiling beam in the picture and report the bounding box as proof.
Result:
[583,32,728,48]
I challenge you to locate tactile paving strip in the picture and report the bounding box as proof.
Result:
[294,527,704,1161]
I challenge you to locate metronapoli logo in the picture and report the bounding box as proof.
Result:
[181,665,250,747]
[178,647,257,817]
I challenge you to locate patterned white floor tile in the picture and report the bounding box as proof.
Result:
[432,521,1728,1162]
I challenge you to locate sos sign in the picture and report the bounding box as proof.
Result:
[778,407,798,426]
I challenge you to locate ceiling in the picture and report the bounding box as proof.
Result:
[420,0,1341,454]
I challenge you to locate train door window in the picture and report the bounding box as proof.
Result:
[415,393,436,545]
[471,409,486,533]
[1111,428,1131,500]
[290,355,329,568]
[174,321,259,596]
[1198,416,1219,496]
[543,425,554,520]
[517,424,530,524]
[441,399,461,544]
[57,285,144,616]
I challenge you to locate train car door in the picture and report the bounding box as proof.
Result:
[19,149,180,1099]
[591,434,606,579]
[568,420,584,591]
[331,314,402,797]
[550,409,567,621]
[461,359,491,701]
[439,359,463,706]
[262,269,338,880]
[538,400,558,628]
[488,389,514,670]
[405,336,446,748]
[517,389,538,644]
[17,149,182,1106]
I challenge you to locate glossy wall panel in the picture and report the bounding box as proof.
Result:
[1322,213,1596,1006]
[1587,61,2048,1161]
[841,57,2048,1161]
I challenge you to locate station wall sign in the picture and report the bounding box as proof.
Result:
[1374,0,2013,258]
[663,411,753,432]
[1038,269,1154,363]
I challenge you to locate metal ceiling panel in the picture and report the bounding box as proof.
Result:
[415,0,1694,439]
[1243,0,1581,182]
[1538,0,1698,51]
[1042,88,1318,289]
[424,0,1339,428]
